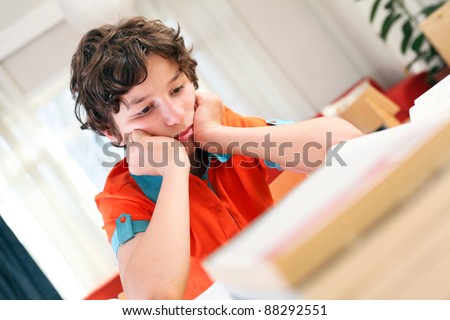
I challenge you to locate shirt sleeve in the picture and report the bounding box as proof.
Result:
[95,160,155,256]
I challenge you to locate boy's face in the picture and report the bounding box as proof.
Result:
[110,55,197,155]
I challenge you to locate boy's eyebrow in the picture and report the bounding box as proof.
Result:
[169,70,182,84]
[128,95,150,109]
[127,71,182,108]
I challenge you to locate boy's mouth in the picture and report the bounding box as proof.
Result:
[174,125,194,142]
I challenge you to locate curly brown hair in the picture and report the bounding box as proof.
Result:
[70,16,199,143]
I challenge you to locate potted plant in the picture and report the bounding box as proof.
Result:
[356,0,447,82]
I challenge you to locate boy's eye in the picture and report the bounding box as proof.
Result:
[172,85,184,95]
[136,106,153,116]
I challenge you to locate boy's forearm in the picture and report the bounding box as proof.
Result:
[122,163,191,299]
[198,117,362,173]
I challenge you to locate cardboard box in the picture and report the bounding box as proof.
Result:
[421,1,450,67]
[322,81,400,134]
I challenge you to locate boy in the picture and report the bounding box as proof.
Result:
[70,16,362,299]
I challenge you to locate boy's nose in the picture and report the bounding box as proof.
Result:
[162,102,185,126]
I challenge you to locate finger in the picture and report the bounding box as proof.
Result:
[131,129,152,140]
[194,94,201,110]
[123,132,134,148]
[125,130,145,147]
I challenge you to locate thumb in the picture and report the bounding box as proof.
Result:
[195,92,206,110]
[194,95,200,111]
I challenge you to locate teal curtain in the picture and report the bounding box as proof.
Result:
[0,215,61,300]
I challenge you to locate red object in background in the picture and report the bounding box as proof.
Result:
[84,273,123,300]
[384,71,432,123]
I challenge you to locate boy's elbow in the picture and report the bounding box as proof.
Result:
[146,284,185,300]
[331,117,364,142]
[124,280,185,300]
[125,290,184,300]
[343,124,364,140]
[140,290,184,300]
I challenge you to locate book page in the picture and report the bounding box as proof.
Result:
[410,74,450,122]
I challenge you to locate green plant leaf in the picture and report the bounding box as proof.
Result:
[426,65,442,85]
[401,20,413,54]
[370,0,382,23]
[406,54,422,70]
[380,12,402,40]
[424,46,439,63]
[421,3,444,17]
[411,34,425,53]
[384,0,394,10]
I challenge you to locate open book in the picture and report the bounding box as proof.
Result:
[409,74,450,122]
[203,115,450,297]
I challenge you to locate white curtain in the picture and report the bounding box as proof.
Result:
[0,88,117,299]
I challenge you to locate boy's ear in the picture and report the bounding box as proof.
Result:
[103,130,124,147]
[103,130,121,144]
[103,130,114,141]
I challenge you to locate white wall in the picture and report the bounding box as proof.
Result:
[136,0,406,120]
[228,0,405,109]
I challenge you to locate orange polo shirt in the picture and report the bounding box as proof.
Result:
[95,108,284,299]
